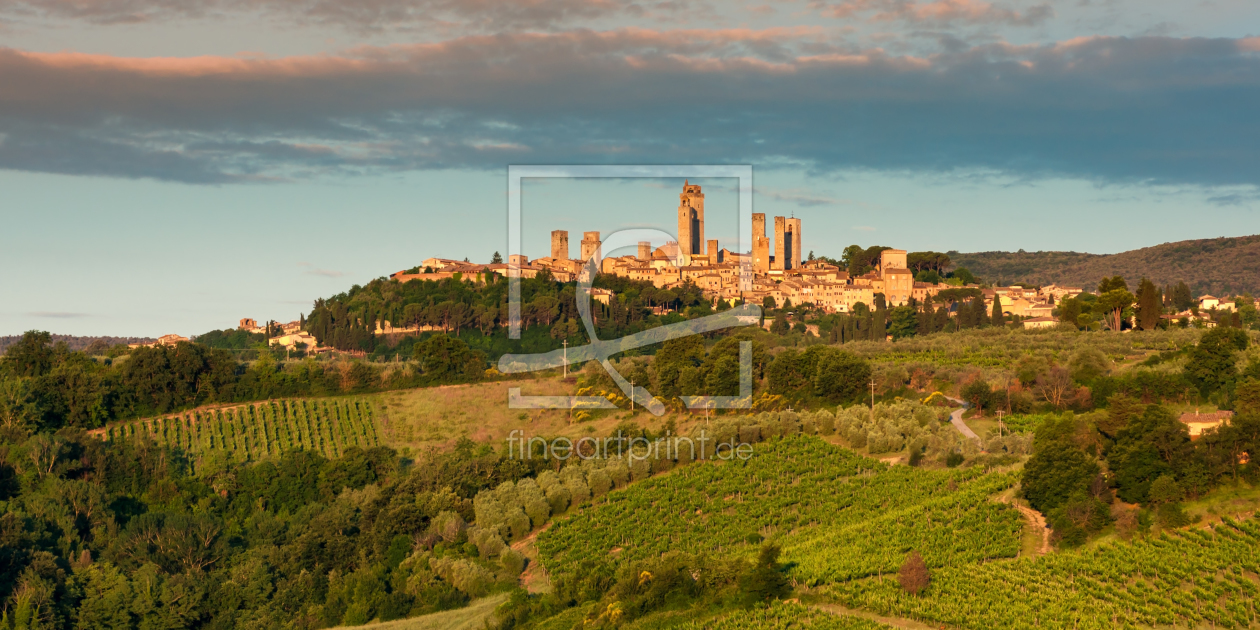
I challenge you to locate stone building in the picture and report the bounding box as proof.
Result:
[580,231,601,262]
[677,181,705,259]
[551,230,569,261]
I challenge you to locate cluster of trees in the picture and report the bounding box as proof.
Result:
[1021,390,1260,547]
[823,246,974,285]
[305,273,712,357]
[0,429,561,629]
[0,331,487,432]
[1058,277,1259,331]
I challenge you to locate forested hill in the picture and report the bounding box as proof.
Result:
[950,235,1260,295]
[0,333,154,355]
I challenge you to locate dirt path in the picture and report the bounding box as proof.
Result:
[942,396,980,441]
[810,602,941,630]
[995,493,1050,556]
[512,521,555,594]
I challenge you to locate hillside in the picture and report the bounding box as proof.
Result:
[0,333,154,355]
[950,234,1260,295]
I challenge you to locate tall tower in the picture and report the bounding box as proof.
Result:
[752,213,770,273]
[707,239,719,263]
[638,241,651,261]
[773,216,786,271]
[773,216,802,271]
[580,231,602,262]
[786,217,802,271]
[677,180,705,259]
[551,230,569,261]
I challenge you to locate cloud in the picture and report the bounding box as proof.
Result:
[0,31,1258,188]
[761,188,843,207]
[815,0,1053,26]
[0,0,698,32]
[305,268,348,277]
[26,311,90,318]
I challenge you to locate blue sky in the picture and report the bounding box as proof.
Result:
[0,0,1258,337]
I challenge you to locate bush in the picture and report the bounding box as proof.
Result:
[898,551,930,595]
[945,452,964,468]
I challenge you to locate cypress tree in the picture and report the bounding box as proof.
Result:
[991,294,1005,327]
[1136,278,1162,330]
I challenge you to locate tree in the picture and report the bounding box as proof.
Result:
[3,331,56,377]
[491,251,503,264]
[888,305,918,340]
[1147,474,1183,505]
[769,316,790,335]
[1135,278,1163,330]
[1096,289,1135,331]
[991,294,1005,326]
[1022,440,1101,513]
[961,379,993,416]
[1035,366,1075,409]
[811,349,872,403]
[898,551,930,595]
[1172,281,1194,311]
[950,267,977,285]
[1098,276,1129,294]
[762,296,777,311]
[1056,298,1083,328]
[1184,327,1248,395]
[739,543,791,603]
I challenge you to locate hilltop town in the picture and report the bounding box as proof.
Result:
[383,182,1240,335]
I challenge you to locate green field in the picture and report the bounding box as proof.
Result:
[97,398,381,465]
[536,436,1024,588]
[827,517,1260,630]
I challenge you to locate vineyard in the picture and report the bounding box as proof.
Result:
[536,436,1024,587]
[94,398,381,466]
[828,516,1260,629]
[677,602,891,629]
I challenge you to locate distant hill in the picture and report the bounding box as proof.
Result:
[950,235,1260,295]
[0,334,155,356]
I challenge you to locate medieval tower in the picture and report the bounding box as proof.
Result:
[580,231,602,262]
[551,230,569,261]
[677,181,705,259]
[773,216,802,271]
[752,213,770,273]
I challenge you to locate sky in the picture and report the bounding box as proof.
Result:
[0,0,1258,337]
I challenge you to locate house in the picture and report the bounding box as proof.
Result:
[589,288,614,306]
[270,331,322,353]
[1178,409,1233,440]
[129,334,189,349]
[1022,316,1059,330]
[1199,295,1220,310]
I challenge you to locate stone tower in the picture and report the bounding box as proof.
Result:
[707,239,719,263]
[773,216,802,271]
[880,249,907,272]
[752,213,770,273]
[551,230,569,261]
[786,217,802,271]
[638,241,651,261]
[580,231,602,262]
[677,181,705,259]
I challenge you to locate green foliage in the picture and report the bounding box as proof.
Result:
[829,516,1260,630]
[99,398,382,469]
[949,236,1260,296]
[537,436,1023,593]
[1183,326,1248,395]
[768,346,871,404]
[675,602,893,629]
[0,427,547,630]
[413,335,487,381]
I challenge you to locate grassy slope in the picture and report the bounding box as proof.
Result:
[950,234,1260,294]
[328,594,508,630]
